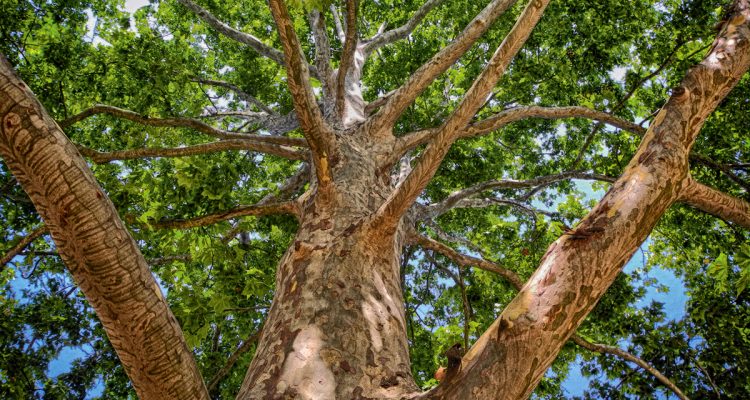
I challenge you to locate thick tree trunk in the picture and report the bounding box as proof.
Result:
[237,133,418,399]
[0,55,210,399]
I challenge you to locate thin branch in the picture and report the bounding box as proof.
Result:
[679,177,750,229]
[59,105,307,146]
[690,153,750,192]
[571,40,686,168]
[366,0,519,136]
[397,105,646,157]
[148,254,191,266]
[268,0,336,187]
[364,89,396,115]
[191,78,275,114]
[175,0,287,67]
[408,232,525,290]
[76,139,308,163]
[1,225,47,267]
[207,327,263,392]
[570,334,690,400]
[376,0,550,226]
[145,201,300,229]
[336,0,359,119]
[330,4,346,42]
[363,0,446,56]
[421,171,615,219]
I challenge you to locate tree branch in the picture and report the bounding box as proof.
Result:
[1,225,47,267]
[410,231,689,400]
[690,153,750,192]
[207,327,263,392]
[145,201,299,229]
[268,0,336,187]
[366,0,519,136]
[421,171,615,220]
[336,0,359,119]
[308,10,335,103]
[175,0,287,67]
[330,4,346,42]
[408,233,525,290]
[363,0,446,56]
[0,54,210,399]
[191,78,275,114]
[570,334,690,400]
[59,104,307,146]
[76,139,308,163]
[679,177,750,228]
[375,0,550,227]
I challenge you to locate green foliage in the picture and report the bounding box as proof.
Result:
[1,0,749,398]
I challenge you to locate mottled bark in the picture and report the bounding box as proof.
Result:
[0,55,210,400]
[680,177,750,228]
[422,5,750,398]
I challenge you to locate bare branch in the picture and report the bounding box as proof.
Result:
[397,105,646,156]
[679,177,750,229]
[336,0,360,119]
[1,225,47,267]
[571,334,690,400]
[364,89,396,116]
[76,139,308,163]
[330,4,346,42]
[408,233,525,290]
[175,0,287,67]
[268,0,336,187]
[376,0,550,227]
[422,171,615,219]
[207,327,263,392]
[191,78,275,114]
[366,0,519,136]
[59,105,307,146]
[146,201,299,229]
[363,0,446,56]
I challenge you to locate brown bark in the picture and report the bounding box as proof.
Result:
[0,55,210,399]
[422,4,750,398]
[0,224,47,267]
[679,177,750,228]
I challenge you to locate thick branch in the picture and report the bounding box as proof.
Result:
[207,328,263,392]
[175,0,287,66]
[679,177,750,228]
[0,54,210,400]
[308,10,335,102]
[425,3,750,398]
[421,171,615,219]
[59,105,307,146]
[397,106,646,155]
[147,201,299,229]
[76,139,308,163]
[363,0,446,56]
[1,225,47,267]
[376,0,550,227]
[412,232,689,400]
[268,0,336,186]
[366,0,519,136]
[570,334,690,400]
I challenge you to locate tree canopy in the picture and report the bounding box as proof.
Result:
[1,0,749,398]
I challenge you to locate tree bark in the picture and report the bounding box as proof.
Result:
[422,4,750,398]
[0,55,210,399]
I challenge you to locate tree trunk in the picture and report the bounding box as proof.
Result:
[237,133,419,399]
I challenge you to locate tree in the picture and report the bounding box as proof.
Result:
[1,0,749,398]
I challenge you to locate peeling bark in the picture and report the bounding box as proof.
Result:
[0,55,210,400]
